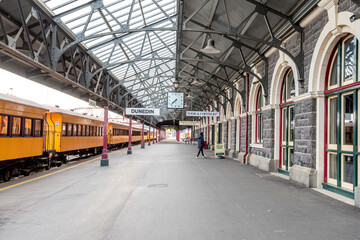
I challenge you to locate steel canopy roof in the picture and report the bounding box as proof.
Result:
[13,0,319,121]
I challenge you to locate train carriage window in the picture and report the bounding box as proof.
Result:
[73,124,77,136]
[0,115,9,136]
[67,124,73,136]
[78,125,82,136]
[82,125,86,136]
[62,123,67,136]
[24,118,32,136]
[12,117,21,136]
[34,120,42,137]
[86,126,90,136]
[101,127,103,136]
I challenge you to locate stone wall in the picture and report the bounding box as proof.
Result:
[303,11,328,93]
[231,119,236,151]
[339,0,360,14]
[294,98,317,169]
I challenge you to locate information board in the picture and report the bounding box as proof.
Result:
[215,143,225,156]
[179,121,200,126]
[186,111,219,117]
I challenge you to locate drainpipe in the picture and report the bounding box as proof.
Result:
[243,73,250,164]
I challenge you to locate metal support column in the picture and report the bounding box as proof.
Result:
[152,127,155,144]
[141,121,145,149]
[101,104,109,166]
[148,126,151,146]
[127,117,132,154]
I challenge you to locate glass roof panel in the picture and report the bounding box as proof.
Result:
[42,0,177,108]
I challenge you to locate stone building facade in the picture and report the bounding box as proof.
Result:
[197,0,360,199]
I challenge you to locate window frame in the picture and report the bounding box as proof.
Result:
[255,86,263,144]
[279,69,296,172]
[0,115,9,136]
[24,118,32,137]
[11,116,22,136]
[325,35,360,193]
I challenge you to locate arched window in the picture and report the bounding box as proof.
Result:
[279,69,295,173]
[325,35,359,194]
[255,86,263,143]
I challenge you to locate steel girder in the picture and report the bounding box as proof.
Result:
[0,0,318,124]
[0,0,164,125]
[178,0,318,111]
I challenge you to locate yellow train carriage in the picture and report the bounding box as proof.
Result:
[0,93,46,161]
[108,122,128,145]
[0,93,47,181]
[46,108,104,158]
[132,126,142,143]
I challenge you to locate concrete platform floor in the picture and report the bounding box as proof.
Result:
[0,140,360,240]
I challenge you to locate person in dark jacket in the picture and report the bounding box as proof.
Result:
[196,132,206,158]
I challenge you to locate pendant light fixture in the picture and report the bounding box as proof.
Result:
[200,39,221,54]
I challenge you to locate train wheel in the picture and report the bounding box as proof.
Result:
[2,169,11,182]
[56,162,62,167]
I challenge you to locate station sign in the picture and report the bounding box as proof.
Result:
[89,99,96,107]
[186,111,219,117]
[179,121,200,126]
[126,108,160,116]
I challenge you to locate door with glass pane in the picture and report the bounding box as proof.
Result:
[281,105,294,171]
[326,92,357,191]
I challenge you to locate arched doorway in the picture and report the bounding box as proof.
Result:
[324,34,359,194]
[279,69,296,173]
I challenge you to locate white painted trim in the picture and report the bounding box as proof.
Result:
[264,47,277,58]
[240,113,247,118]
[250,143,263,148]
[269,52,300,105]
[300,6,326,28]
[262,104,277,111]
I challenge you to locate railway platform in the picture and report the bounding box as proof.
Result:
[0,140,360,240]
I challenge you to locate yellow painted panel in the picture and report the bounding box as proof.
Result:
[112,136,128,144]
[0,138,43,161]
[46,113,63,152]
[0,100,46,119]
[132,136,141,142]
[62,114,103,126]
[60,137,103,152]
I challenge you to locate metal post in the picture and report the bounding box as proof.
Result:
[101,104,109,166]
[176,127,179,141]
[156,128,158,143]
[127,117,132,154]
[141,121,145,149]
[148,126,151,146]
[152,127,155,144]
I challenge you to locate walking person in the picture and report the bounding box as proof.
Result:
[196,132,206,158]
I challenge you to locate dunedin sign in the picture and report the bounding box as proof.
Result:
[126,108,160,116]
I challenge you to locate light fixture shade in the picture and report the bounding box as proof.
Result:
[174,82,179,88]
[200,39,221,54]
